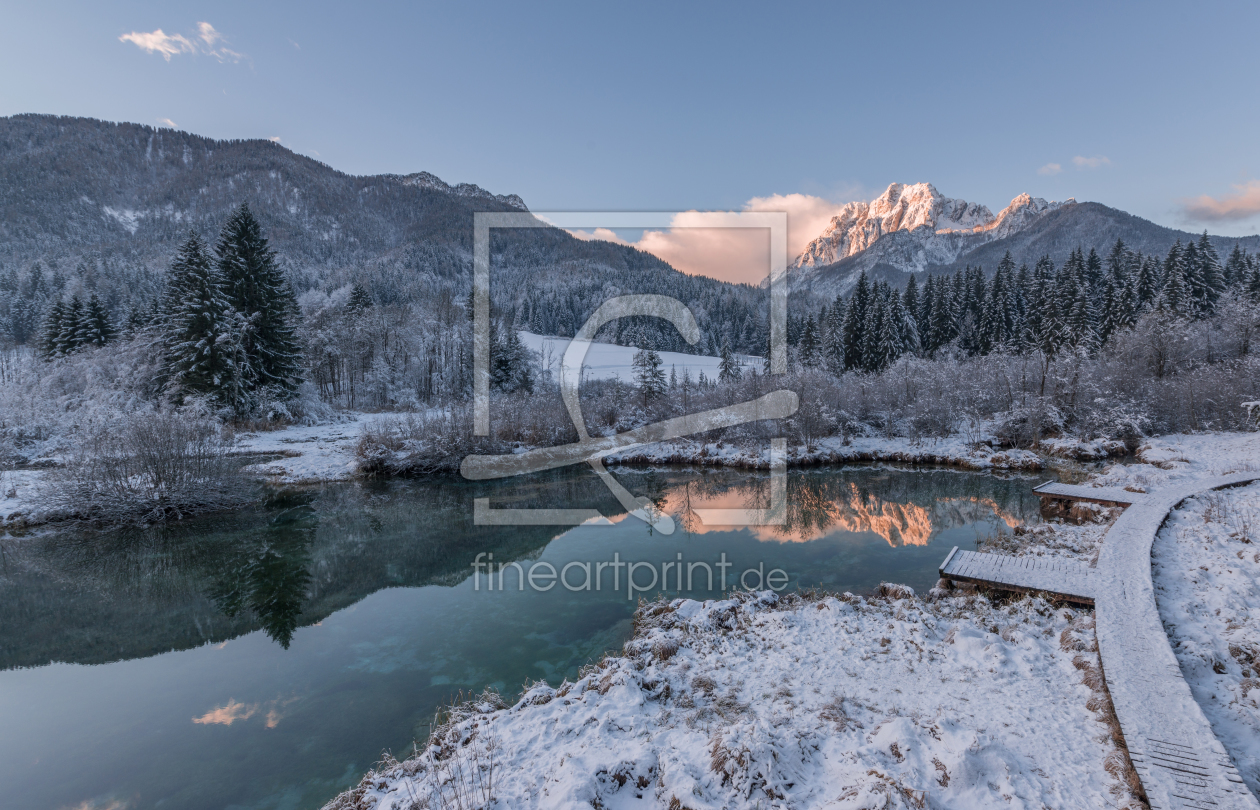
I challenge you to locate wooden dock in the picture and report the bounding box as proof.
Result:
[939,546,1096,604]
[1032,481,1148,508]
[939,473,1260,809]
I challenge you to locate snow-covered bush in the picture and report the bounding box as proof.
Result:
[41,409,254,524]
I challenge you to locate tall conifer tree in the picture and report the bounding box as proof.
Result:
[215,204,303,397]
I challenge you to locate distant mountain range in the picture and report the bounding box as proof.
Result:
[787,182,1260,295]
[2,114,1257,331]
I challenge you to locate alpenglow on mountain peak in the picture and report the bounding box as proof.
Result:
[792,182,1071,271]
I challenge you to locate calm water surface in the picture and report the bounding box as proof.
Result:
[0,465,1051,810]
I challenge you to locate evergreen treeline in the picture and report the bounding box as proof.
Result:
[787,234,1260,375]
[38,293,115,357]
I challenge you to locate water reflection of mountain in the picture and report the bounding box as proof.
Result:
[0,466,1046,670]
[662,468,1042,547]
[0,471,626,670]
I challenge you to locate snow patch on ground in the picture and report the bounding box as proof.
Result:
[0,469,43,524]
[1153,482,1260,796]
[234,413,407,484]
[520,332,760,383]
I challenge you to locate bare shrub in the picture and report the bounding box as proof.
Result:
[43,410,253,524]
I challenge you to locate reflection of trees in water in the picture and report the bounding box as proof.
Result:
[207,504,316,649]
[0,468,637,668]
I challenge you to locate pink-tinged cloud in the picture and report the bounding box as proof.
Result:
[567,193,858,285]
[119,22,243,62]
[119,29,195,60]
[1182,180,1260,222]
[1037,163,1062,176]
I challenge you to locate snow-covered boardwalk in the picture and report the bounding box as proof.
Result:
[939,546,1097,605]
[1032,481,1149,508]
[943,474,1260,809]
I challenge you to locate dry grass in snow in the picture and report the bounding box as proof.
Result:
[329,589,1145,810]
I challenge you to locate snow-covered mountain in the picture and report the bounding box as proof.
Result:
[790,183,1074,292]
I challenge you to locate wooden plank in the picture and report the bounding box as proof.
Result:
[938,546,1096,605]
[1032,481,1148,508]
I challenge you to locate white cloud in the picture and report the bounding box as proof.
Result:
[1181,180,1260,222]
[120,22,242,62]
[1072,155,1111,169]
[268,136,282,143]
[742,193,856,259]
[566,192,860,285]
[119,29,194,61]
[157,117,178,128]
[1037,163,1062,176]
[196,21,221,46]
[196,22,244,62]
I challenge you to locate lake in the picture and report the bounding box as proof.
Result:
[0,464,1051,810]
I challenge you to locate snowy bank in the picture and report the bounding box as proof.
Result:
[328,590,1141,810]
[606,435,1044,473]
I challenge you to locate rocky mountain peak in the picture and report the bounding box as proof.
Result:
[791,184,1072,277]
[394,171,528,211]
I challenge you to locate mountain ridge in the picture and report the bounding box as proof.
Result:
[788,182,1260,295]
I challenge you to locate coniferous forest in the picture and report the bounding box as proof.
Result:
[0,189,1258,485]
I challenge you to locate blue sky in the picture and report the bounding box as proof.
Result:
[4,0,1260,250]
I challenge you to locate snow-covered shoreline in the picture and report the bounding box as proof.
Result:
[323,431,1260,810]
[3,416,1254,533]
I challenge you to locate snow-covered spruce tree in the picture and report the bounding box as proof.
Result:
[1194,230,1225,316]
[892,287,921,357]
[1137,255,1163,311]
[718,342,743,384]
[489,322,534,394]
[215,203,303,398]
[823,296,847,374]
[872,291,903,370]
[1160,240,1192,316]
[39,299,66,359]
[346,282,373,314]
[162,231,249,412]
[797,316,821,368]
[842,270,871,369]
[79,293,114,347]
[56,296,84,355]
[633,344,666,405]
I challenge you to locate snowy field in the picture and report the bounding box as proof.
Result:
[326,431,1260,810]
[520,331,761,383]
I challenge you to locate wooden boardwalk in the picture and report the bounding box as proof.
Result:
[1032,481,1148,508]
[939,546,1097,604]
[940,473,1260,809]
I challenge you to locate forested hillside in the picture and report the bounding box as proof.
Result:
[0,114,771,360]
